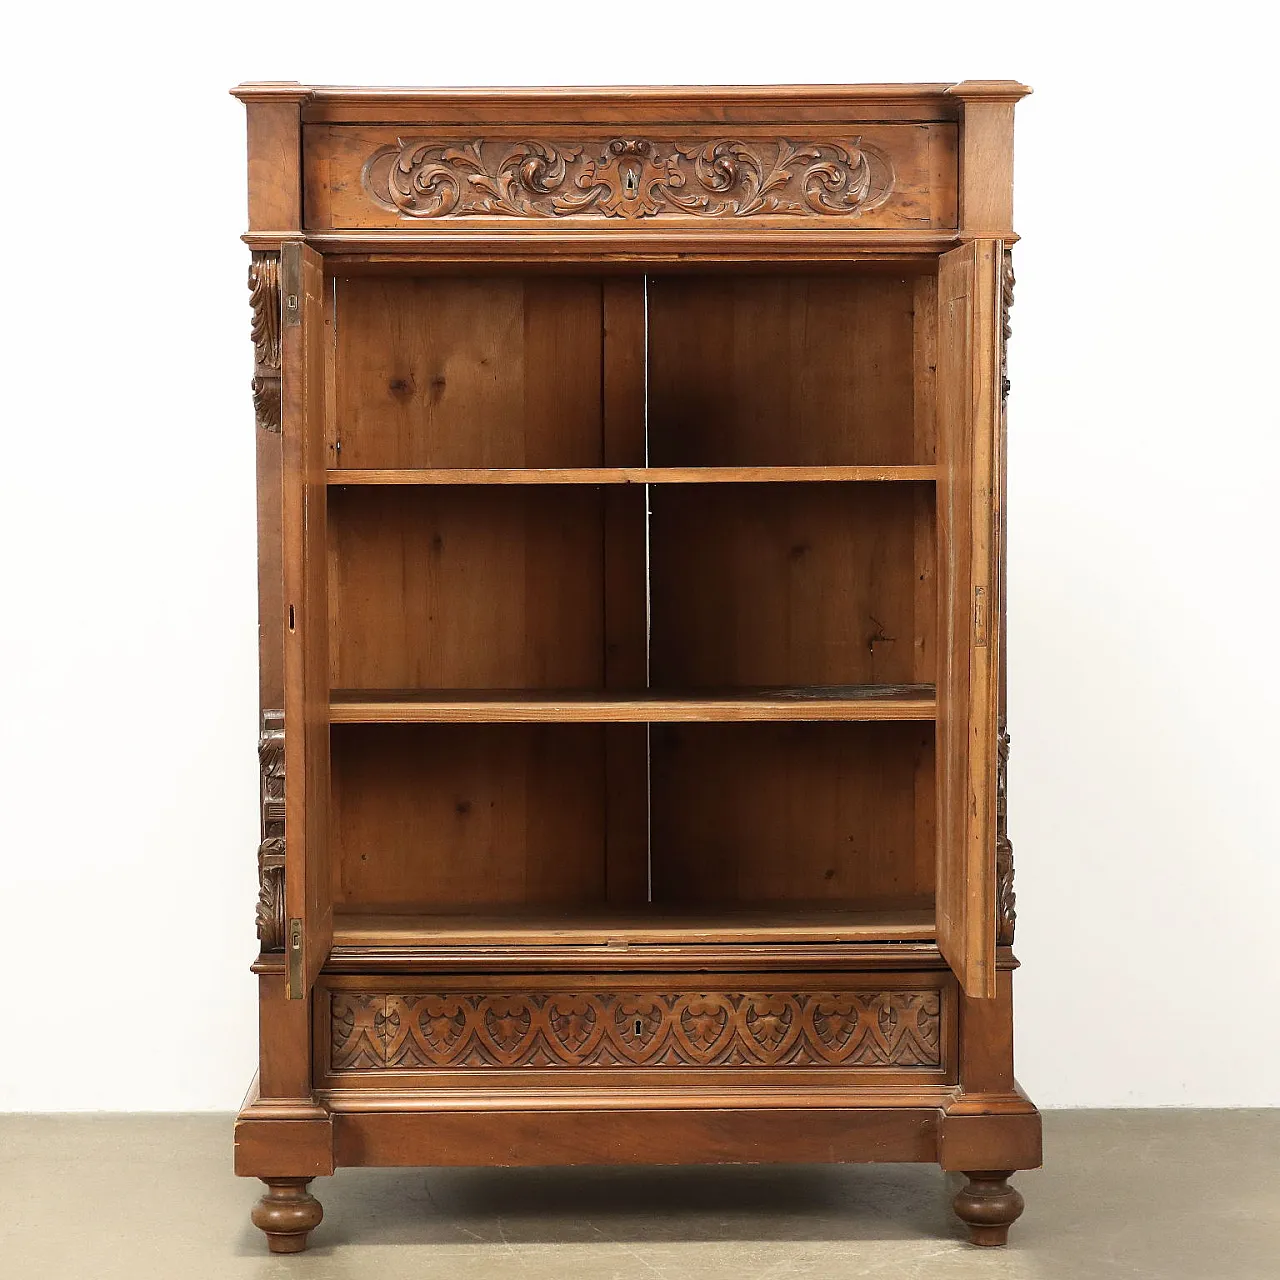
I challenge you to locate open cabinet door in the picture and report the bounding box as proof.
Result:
[280,241,332,999]
[936,240,1004,999]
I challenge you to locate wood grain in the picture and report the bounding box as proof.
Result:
[330,909,935,947]
[328,485,605,690]
[332,275,603,469]
[279,241,331,997]
[650,721,936,908]
[331,723,607,912]
[244,99,304,232]
[327,686,938,723]
[935,241,1002,999]
[650,483,935,687]
[648,274,922,465]
[304,124,956,231]
[327,466,938,484]
[330,1108,943,1168]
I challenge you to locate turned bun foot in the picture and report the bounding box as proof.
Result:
[953,1170,1024,1246]
[251,1178,323,1253]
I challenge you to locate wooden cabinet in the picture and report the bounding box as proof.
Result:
[233,80,1039,1254]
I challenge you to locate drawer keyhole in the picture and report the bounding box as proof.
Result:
[634,1018,644,1037]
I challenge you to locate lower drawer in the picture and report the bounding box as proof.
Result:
[317,973,956,1090]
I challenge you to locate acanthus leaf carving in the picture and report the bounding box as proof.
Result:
[997,246,1017,948]
[331,989,943,1071]
[255,710,286,952]
[996,719,1017,946]
[1000,245,1015,404]
[362,135,895,222]
[248,252,281,432]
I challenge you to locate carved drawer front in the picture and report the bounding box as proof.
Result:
[319,975,955,1088]
[303,124,957,231]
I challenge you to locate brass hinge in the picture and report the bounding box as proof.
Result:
[287,917,304,999]
[974,585,989,647]
[281,242,302,329]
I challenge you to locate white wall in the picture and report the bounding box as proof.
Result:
[1,0,1276,1110]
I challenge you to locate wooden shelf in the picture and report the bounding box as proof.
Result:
[328,465,937,486]
[330,685,937,724]
[332,906,936,949]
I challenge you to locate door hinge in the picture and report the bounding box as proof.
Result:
[974,585,989,647]
[281,242,302,328]
[287,917,304,999]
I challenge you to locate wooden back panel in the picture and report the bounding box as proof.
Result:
[332,724,607,909]
[329,485,611,690]
[332,276,609,469]
[648,275,925,465]
[650,482,935,687]
[650,722,935,908]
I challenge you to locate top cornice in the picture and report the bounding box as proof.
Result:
[231,81,1030,129]
[232,81,1030,110]
[231,81,314,104]
[944,80,1033,103]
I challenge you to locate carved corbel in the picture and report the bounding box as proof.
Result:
[996,721,1016,945]
[248,252,281,432]
[996,247,1017,946]
[1000,246,1015,404]
[256,710,286,951]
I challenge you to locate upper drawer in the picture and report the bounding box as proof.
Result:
[303,123,957,231]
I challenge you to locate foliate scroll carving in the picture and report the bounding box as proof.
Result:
[330,989,943,1071]
[255,710,285,952]
[996,720,1017,946]
[248,252,281,432]
[362,136,895,221]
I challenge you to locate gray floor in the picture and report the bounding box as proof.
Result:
[1,1111,1277,1278]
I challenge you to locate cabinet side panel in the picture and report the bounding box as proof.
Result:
[246,102,303,232]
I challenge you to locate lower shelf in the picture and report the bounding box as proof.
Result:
[331,906,936,948]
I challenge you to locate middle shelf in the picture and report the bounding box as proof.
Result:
[328,465,937,485]
[330,685,937,724]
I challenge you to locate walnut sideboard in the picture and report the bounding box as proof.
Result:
[231,80,1039,1254]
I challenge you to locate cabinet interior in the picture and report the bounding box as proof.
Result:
[325,267,942,942]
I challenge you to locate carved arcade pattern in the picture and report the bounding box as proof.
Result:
[248,252,281,432]
[330,989,943,1071]
[362,136,895,221]
[255,710,286,952]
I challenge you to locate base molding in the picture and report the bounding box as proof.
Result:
[938,1089,1041,1171]
[236,1075,1039,1254]
[234,1082,1040,1177]
[333,1105,942,1167]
